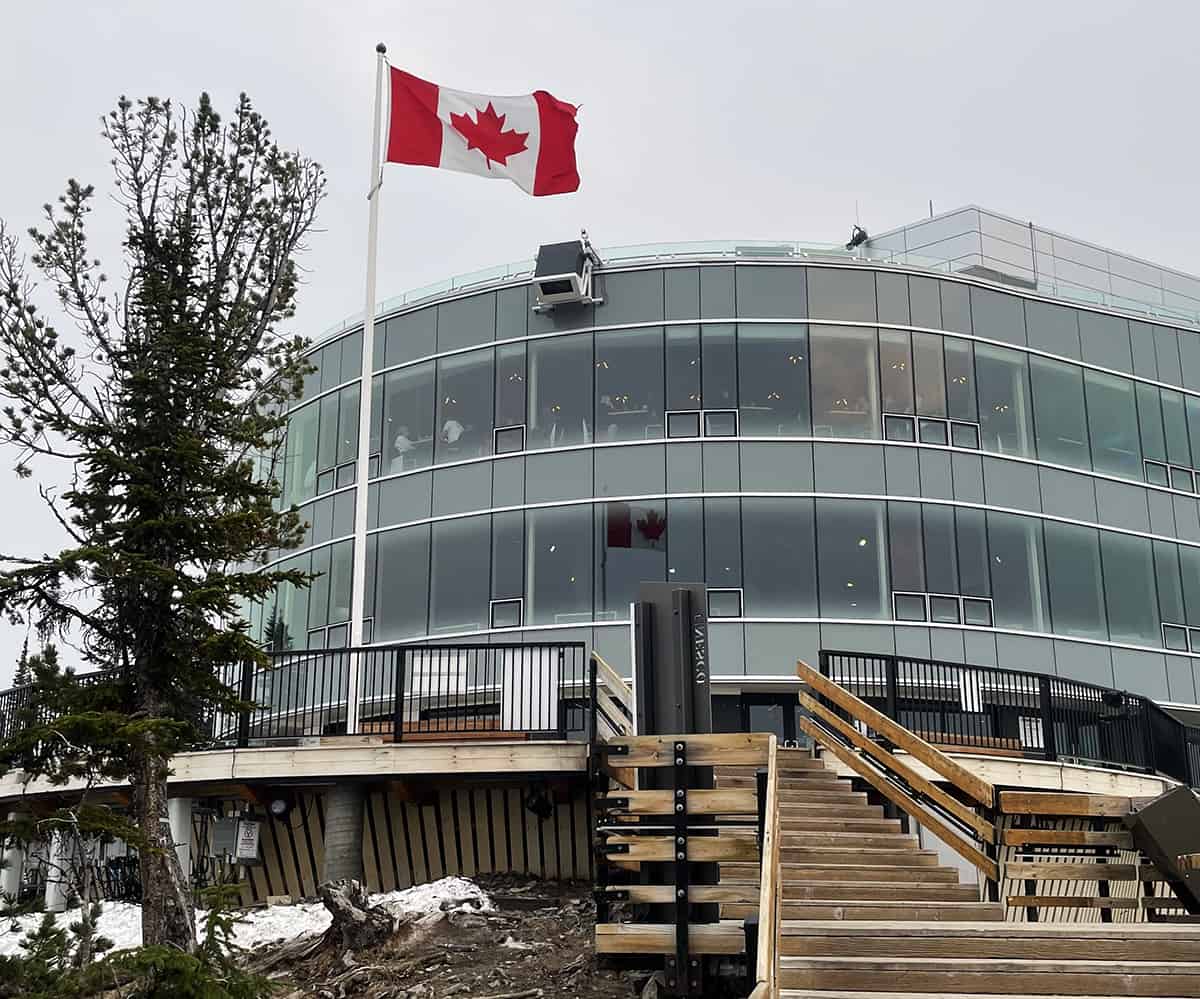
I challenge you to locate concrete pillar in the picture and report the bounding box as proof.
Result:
[167,797,193,882]
[0,812,25,900]
[43,829,70,913]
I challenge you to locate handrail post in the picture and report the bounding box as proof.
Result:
[1038,676,1057,762]
[392,648,406,744]
[236,657,253,749]
[884,655,898,722]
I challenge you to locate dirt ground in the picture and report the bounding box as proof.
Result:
[259,873,643,999]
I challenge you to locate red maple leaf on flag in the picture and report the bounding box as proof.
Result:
[449,102,529,169]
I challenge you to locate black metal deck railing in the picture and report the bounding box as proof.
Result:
[0,642,590,749]
[819,649,1200,787]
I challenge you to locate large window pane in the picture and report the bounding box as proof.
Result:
[908,276,941,329]
[496,343,526,429]
[810,326,880,439]
[382,363,435,474]
[816,499,886,618]
[308,545,331,631]
[955,507,990,597]
[328,539,353,625]
[888,502,924,593]
[375,526,430,640]
[1181,546,1200,628]
[528,334,593,448]
[435,349,493,462]
[741,497,817,616]
[526,504,592,624]
[969,286,1023,344]
[1085,371,1141,479]
[595,327,665,443]
[597,500,667,615]
[491,511,524,600]
[283,403,319,506]
[738,324,810,435]
[704,498,742,587]
[923,504,958,594]
[317,393,339,474]
[665,498,703,582]
[876,273,910,325]
[701,324,737,410]
[986,511,1048,630]
[430,517,490,632]
[1137,383,1166,463]
[735,266,805,318]
[1187,397,1200,471]
[944,338,978,423]
[666,325,701,411]
[1029,356,1089,469]
[975,343,1034,456]
[1162,390,1191,467]
[807,269,876,323]
[1101,532,1158,644]
[336,383,360,466]
[912,332,947,418]
[1154,540,1185,624]
[879,330,913,415]
[1044,522,1106,640]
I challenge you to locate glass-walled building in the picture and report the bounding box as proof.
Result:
[254,206,1200,723]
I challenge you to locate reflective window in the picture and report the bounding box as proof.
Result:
[944,338,977,423]
[887,502,924,592]
[437,293,495,352]
[595,327,665,442]
[528,334,593,448]
[665,268,700,321]
[939,281,972,334]
[1043,521,1106,640]
[1181,546,1200,627]
[598,270,664,326]
[1137,382,1166,463]
[806,268,876,323]
[384,309,436,368]
[328,539,353,624]
[737,324,810,436]
[735,266,805,318]
[1187,397,1200,471]
[317,393,339,478]
[908,276,941,329]
[381,363,435,474]
[922,504,958,594]
[986,511,1048,630]
[955,507,990,596]
[596,499,667,615]
[704,498,742,588]
[913,332,947,418]
[491,511,524,600]
[1100,532,1158,645]
[667,498,704,581]
[816,499,886,618]
[1162,389,1191,468]
[970,286,1024,344]
[496,343,526,429]
[430,517,490,632]
[666,325,702,410]
[1029,356,1089,469]
[741,497,817,616]
[1025,300,1080,358]
[435,349,493,462]
[283,403,319,506]
[1155,540,1186,624]
[875,273,910,326]
[810,326,880,439]
[375,525,430,640]
[701,324,737,410]
[975,343,1034,456]
[879,330,913,415]
[1084,371,1141,479]
[337,383,360,468]
[526,504,592,624]
[308,546,331,632]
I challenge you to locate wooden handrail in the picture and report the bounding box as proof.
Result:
[752,734,780,998]
[797,658,995,809]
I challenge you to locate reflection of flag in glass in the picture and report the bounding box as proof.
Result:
[606,503,667,549]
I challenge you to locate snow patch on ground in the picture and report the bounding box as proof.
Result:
[0,877,492,958]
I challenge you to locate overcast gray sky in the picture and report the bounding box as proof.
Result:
[1,0,1198,685]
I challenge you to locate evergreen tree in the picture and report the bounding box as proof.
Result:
[13,638,31,688]
[0,93,324,953]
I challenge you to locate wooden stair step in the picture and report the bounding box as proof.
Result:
[780,921,1200,962]
[780,956,1200,994]
[720,772,841,788]
[720,863,961,883]
[771,901,1003,922]
[781,883,980,902]
[781,831,920,848]
[777,790,871,805]
[780,801,879,816]
[780,848,941,866]
[783,817,903,832]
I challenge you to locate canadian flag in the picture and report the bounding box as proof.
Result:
[386,68,580,197]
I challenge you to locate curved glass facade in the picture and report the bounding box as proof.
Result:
[258,245,1200,708]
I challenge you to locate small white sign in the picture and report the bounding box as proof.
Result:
[235,820,261,863]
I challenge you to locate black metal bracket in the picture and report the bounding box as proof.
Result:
[666,740,700,996]
[598,742,630,756]
[596,888,630,902]
[601,796,630,811]
[603,842,630,855]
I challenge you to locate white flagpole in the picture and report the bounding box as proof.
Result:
[347,42,388,734]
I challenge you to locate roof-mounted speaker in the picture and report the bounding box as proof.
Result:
[532,230,602,311]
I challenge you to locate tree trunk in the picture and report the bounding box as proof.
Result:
[319,879,393,952]
[322,784,366,884]
[132,749,197,952]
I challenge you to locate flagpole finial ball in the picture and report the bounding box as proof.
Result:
[376,43,387,54]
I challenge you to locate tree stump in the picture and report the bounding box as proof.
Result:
[319,879,395,952]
